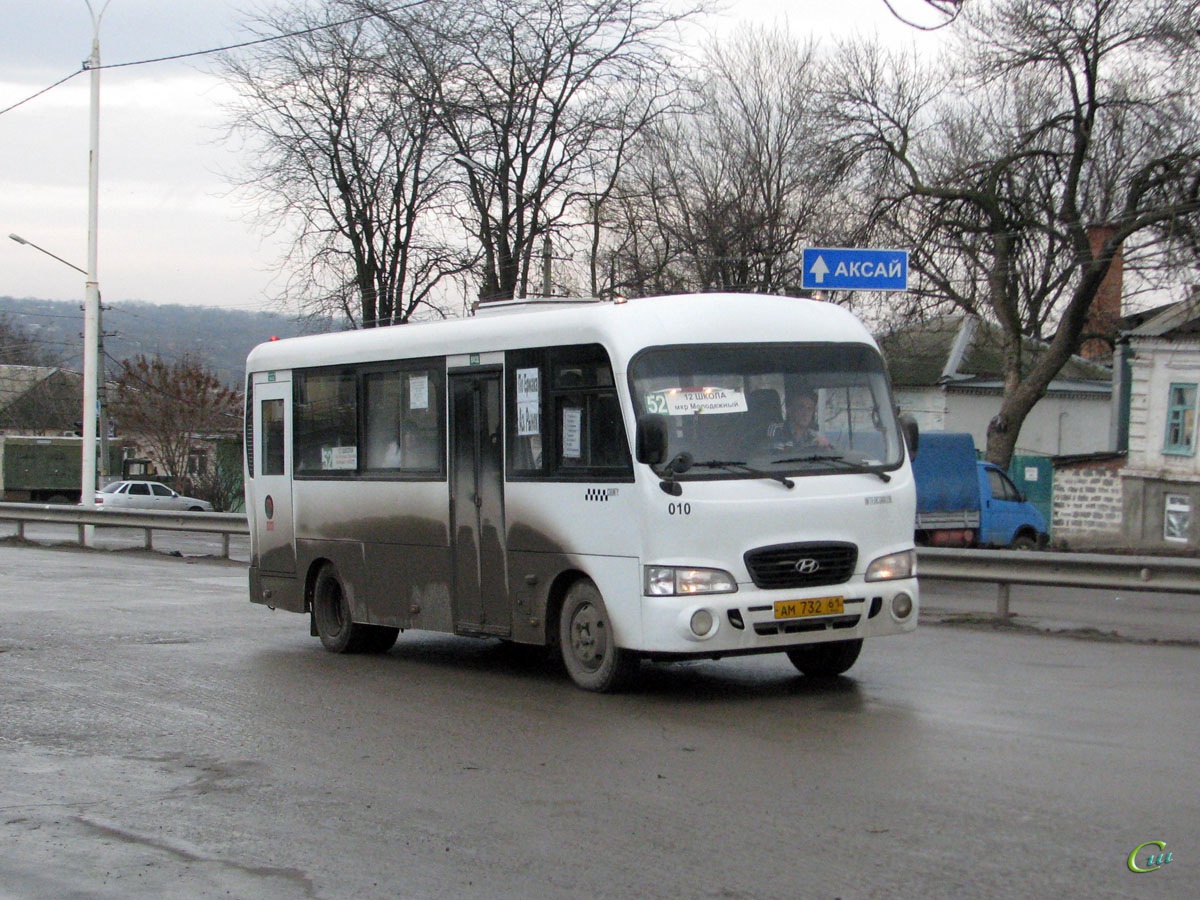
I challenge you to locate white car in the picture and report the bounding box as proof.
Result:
[93,480,213,512]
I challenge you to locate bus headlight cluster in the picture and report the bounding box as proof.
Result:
[645,566,738,596]
[865,550,916,582]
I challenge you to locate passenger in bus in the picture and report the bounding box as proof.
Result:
[781,385,833,450]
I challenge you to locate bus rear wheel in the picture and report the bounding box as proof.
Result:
[312,563,399,654]
[559,579,639,692]
[785,639,863,678]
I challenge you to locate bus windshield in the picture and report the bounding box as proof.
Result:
[629,342,904,478]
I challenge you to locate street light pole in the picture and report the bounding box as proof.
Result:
[79,1,110,533]
[8,234,87,275]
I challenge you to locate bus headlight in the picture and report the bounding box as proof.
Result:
[645,566,738,596]
[865,550,916,582]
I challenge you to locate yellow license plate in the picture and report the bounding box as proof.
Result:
[773,596,844,620]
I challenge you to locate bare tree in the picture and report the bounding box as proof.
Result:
[223,2,473,327]
[375,0,696,302]
[110,354,242,498]
[831,0,1200,467]
[609,27,851,297]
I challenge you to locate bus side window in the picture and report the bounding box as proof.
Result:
[552,355,629,474]
[262,399,285,476]
[363,365,444,476]
[293,368,357,476]
[507,344,631,480]
[508,358,546,475]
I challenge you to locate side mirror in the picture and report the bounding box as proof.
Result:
[635,415,669,465]
[899,413,919,458]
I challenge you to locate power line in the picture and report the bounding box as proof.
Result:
[0,1,429,119]
[0,69,83,117]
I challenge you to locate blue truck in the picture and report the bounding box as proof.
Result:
[911,432,1048,549]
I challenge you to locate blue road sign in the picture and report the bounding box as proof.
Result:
[802,247,909,292]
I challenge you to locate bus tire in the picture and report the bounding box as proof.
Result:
[312,563,399,654]
[785,639,863,678]
[559,579,639,692]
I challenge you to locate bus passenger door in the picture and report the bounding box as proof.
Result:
[252,376,296,577]
[449,370,509,636]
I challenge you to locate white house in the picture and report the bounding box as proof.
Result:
[878,315,1113,457]
[1118,294,1200,548]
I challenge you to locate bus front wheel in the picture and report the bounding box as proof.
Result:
[785,639,862,678]
[559,579,639,692]
[312,563,399,654]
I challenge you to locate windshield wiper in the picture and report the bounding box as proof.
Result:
[692,459,794,489]
[773,453,891,483]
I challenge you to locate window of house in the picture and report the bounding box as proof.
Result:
[1164,494,1192,542]
[188,448,209,477]
[1163,383,1197,456]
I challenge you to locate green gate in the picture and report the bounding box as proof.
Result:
[1009,455,1054,537]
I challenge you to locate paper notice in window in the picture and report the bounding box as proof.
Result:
[647,387,748,415]
[322,446,358,470]
[562,407,582,458]
[409,374,429,410]
[517,368,540,436]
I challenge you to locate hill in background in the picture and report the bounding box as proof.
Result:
[0,296,330,386]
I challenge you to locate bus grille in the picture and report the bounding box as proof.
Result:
[743,542,858,589]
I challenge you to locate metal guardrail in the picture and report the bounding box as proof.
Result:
[918,546,1200,616]
[0,502,248,559]
[2,503,1197,614]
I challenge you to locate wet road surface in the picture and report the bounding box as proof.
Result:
[1,542,1196,898]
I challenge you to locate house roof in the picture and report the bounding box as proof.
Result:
[0,365,76,414]
[1125,292,1200,339]
[877,315,1111,392]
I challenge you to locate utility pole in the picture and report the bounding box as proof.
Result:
[79,1,110,539]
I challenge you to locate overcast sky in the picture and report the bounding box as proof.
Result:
[0,0,948,315]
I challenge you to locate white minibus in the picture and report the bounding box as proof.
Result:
[244,293,919,691]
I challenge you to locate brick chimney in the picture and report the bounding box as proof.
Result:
[1080,224,1123,361]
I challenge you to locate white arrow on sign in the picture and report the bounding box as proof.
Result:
[808,255,829,284]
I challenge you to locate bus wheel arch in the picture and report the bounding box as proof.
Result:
[544,570,587,653]
[310,560,398,654]
[556,575,639,692]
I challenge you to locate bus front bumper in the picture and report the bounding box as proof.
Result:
[635,578,918,659]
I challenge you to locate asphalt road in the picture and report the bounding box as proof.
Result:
[1,542,1196,899]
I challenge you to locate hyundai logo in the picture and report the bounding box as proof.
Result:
[794,558,820,574]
